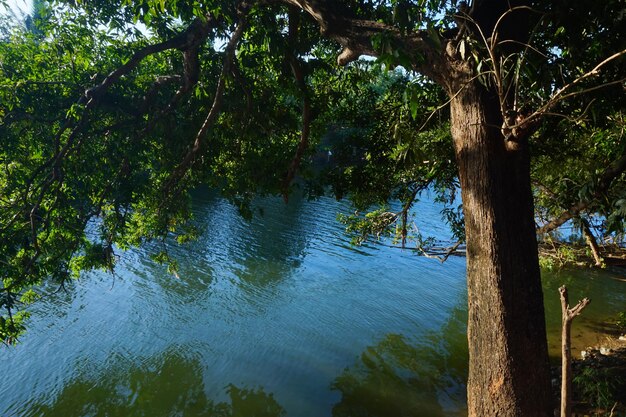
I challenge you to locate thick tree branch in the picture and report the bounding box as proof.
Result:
[537,200,588,236]
[85,17,214,101]
[275,0,449,84]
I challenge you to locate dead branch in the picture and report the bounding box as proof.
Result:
[415,240,464,262]
[559,285,590,417]
[581,217,604,267]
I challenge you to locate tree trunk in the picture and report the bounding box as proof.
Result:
[449,79,553,416]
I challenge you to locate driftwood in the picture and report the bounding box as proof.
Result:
[580,218,605,267]
[559,285,591,417]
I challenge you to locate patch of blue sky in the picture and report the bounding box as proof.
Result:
[1,0,31,19]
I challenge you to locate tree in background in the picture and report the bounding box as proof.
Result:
[0,0,625,415]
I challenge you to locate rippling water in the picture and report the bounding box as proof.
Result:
[0,189,624,416]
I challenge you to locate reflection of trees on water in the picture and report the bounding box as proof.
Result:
[22,349,285,417]
[186,189,319,288]
[331,305,468,417]
[230,195,311,286]
[130,189,316,302]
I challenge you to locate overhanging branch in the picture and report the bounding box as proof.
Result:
[275,0,449,83]
[537,151,626,234]
[2,16,218,247]
[162,17,249,195]
[282,7,313,202]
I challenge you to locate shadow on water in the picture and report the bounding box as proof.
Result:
[18,348,286,417]
[331,305,469,417]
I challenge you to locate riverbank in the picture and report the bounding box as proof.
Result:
[543,257,626,416]
[552,345,626,416]
[539,242,626,269]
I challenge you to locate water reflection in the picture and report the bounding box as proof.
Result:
[164,189,331,289]
[20,349,285,417]
[331,305,468,417]
[4,188,624,417]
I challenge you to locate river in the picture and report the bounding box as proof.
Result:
[1,189,624,416]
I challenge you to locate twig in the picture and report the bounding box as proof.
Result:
[522,49,626,128]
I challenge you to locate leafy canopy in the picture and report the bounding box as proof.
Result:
[1,0,625,343]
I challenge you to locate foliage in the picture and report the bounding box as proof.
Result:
[616,312,626,332]
[0,0,624,350]
[530,0,626,246]
[310,65,459,246]
[0,3,314,343]
[533,114,626,242]
[573,365,626,411]
[538,256,556,272]
[538,239,610,270]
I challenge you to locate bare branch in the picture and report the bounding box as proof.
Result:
[581,217,604,267]
[559,285,590,417]
[415,240,464,262]
[522,48,626,128]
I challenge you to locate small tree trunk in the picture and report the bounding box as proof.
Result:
[450,79,553,416]
[580,218,604,267]
[559,285,590,417]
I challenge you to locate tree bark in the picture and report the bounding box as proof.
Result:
[450,78,553,416]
